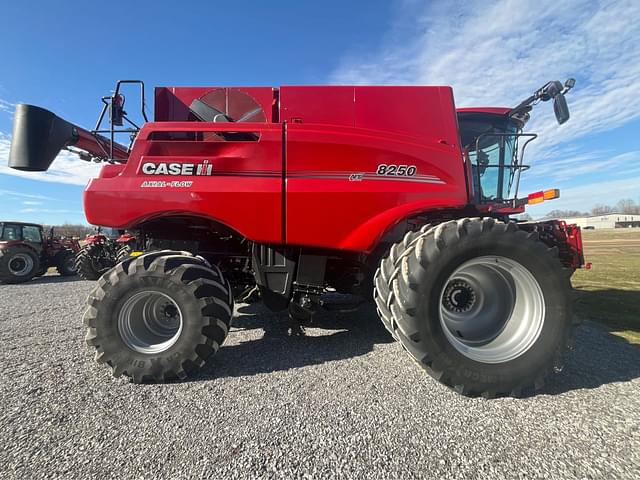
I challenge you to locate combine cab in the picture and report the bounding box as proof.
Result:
[0,222,80,283]
[8,79,587,397]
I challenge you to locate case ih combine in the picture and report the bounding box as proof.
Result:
[8,79,586,397]
[0,222,79,283]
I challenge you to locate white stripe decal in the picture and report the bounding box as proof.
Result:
[287,173,445,184]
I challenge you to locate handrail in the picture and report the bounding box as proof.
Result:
[471,132,537,204]
[92,80,148,160]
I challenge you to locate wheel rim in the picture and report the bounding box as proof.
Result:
[117,290,183,354]
[439,256,545,364]
[8,253,34,276]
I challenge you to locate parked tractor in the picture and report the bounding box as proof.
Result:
[0,222,79,283]
[8,79,587,397]
[75,227,136,280]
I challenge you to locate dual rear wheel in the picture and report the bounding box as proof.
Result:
[374,218,574,397]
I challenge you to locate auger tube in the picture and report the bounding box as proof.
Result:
[8,104,128,172]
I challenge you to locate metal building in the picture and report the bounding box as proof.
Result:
[561,213,640,229]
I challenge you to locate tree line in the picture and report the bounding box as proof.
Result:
[44,223,95,239]
[543,198,640,219]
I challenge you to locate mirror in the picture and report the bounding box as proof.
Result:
[553,93,570,125]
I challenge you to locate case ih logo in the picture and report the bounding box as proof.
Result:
[141,160,213,176]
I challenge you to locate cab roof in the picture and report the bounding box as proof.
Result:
[456,107,511,115]
[0,221,43,228]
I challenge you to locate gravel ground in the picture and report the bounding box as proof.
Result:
[0,274,638,480]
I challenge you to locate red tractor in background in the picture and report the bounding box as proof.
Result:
[8,78,586,397]
[75,227,136,280]
[0,222,79,283]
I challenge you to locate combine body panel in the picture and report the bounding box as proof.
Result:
[85,121,284,243]
[8,78,587,397]
[85,85,468,251]
[283,86,467,250]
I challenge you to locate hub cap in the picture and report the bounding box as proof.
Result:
[8,253,34,276]
[439,256,545,364]
[118,291,183,354]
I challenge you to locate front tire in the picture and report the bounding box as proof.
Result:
[56,249,77,276]
[374,218,573,397]
[84,250,233,383]
[0,246,40,284]
[75,243,114,280]
[115,244,133,263]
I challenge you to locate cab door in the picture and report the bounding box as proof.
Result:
[21,225,45,259]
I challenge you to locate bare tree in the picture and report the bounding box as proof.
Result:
[591,204,613,215]
[544,209,588,219]
[44,224,94,239]
[616,199,639,214]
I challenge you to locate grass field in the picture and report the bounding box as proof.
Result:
[572,228,640,344]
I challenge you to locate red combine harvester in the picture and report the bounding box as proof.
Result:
[8,79,586,397]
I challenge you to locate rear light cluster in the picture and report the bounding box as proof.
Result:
[527,189,560,205]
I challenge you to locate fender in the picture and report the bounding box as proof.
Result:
[338,199,465,253]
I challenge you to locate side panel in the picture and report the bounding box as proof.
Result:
[284,86,467,252]
[354,86,460,143]
[280,86,355,126]
[84,122,283,244]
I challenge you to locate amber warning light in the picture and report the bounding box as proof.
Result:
[526,189,560,205]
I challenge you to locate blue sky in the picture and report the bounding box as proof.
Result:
[1,0,639,224]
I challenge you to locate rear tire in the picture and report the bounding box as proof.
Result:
[0,246,40,284]
[84,250,233,383]
[75,243,114,280]
[374,218,573,398]
[55,249,77,276]
[115,244,133,263]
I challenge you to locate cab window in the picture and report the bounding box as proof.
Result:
[0,224,20,241]
[22,226,42,243]
[458,112,519,202]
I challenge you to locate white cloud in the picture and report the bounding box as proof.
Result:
[526,175,640,216]
[525,150,640,182]
[331,0,640,160]
[0,188,55,200]
[22,200,43,206]
[331,0,640,214]
[0,131,102,186]
[19,207,81,214]
[0,99,14,115]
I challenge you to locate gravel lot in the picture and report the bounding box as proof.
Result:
[0,274,638,479]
